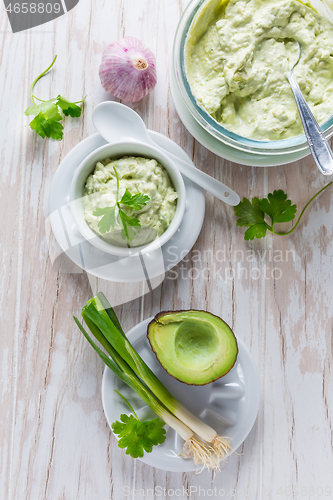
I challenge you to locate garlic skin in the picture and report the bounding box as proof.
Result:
[99,37,157,103]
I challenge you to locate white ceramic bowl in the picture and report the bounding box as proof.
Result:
[69,141,186,257]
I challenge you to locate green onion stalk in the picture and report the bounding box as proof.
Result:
[74,316,220,470]
[75,293,232,468]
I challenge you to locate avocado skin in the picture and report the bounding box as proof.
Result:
[147,309,239,386]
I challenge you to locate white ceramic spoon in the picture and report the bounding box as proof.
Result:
[92,101,240,206]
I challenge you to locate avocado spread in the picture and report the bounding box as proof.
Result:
[185,0,333,140]
[83,156,177,248]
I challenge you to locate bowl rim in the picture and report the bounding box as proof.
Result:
[69,140,186,257]
[173,0,333,155]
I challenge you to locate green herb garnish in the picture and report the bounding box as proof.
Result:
[93,206,117,235]
[112,391,166,458]
[93,167,150,242]
[25,56,85,140]
[235,184,332,240]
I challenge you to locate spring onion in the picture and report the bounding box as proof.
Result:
[78,293,232,466]
[74,316,219,469]
[84,294,231,453]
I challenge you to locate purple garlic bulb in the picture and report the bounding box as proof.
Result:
[99,37,157,103]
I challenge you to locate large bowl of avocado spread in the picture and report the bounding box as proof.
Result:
[173,0,333,155]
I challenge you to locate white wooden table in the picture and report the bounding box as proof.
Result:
[1,1,333,499]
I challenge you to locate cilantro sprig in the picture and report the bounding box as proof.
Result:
[235,184,332,240]
[25,56,85,140]
[112,391,166,458]
[93,167,150,243]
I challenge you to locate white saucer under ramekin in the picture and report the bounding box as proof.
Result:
[48,131,205,283]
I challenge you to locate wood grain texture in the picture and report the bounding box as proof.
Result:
[1,0,333,499]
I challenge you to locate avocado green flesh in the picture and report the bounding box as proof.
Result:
[147,311,238,385]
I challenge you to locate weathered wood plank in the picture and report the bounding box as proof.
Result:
[1,0,333,498]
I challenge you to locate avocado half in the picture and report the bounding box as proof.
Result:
[147,310,238,386]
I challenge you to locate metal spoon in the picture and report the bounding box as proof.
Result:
[287,42,333,176]
[92,101,240,206]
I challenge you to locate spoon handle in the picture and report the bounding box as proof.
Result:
[176,156,240,206]
[288,71,333,176]
[92,101,240,205]
[151,142,240,206]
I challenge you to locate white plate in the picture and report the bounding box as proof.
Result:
[102,317,260,472]
[169,63,311,167]
[48,132,205,283]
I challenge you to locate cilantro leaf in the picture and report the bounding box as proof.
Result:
[112,413,166,458]
[260,190,297,226]
[57,95,83,117]
[234,184,333,240]
[121,225,138,242]
[244,223,268,241]
[111,392,166,459]
[25,98,61,120]
[119,208,140,241]
[92,164,150,243]
[29,113,63,140]
[234,197,267,228]
[25,56,85,141]
[93,205,117,234]
[120,189,150,210]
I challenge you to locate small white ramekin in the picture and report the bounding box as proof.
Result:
[69,141,186,257]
